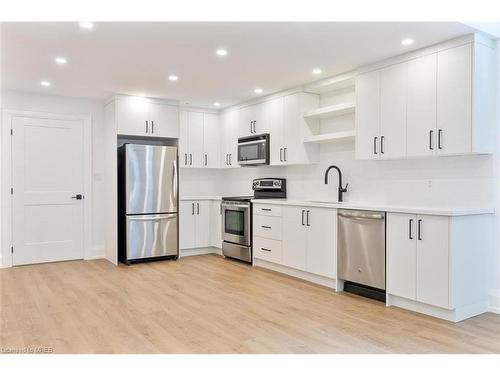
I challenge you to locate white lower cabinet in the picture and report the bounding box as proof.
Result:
[387,213,450,310]
[254,204,336,280]
[180,200,211,249]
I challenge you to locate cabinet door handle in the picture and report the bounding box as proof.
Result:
[250,121,253,134]
[417,219,422,241]
[380,136,385,154]
[253,121,256,133]
[145,121,149,133]
[229,154,232,165]
[280,148,283,162]
[429,130,434,150]
[197,203,200,215]
[284,147,287,162]
[261,208,271,212]
[374,137,378,155]
[261,225,271,229]
[438,129,443,150]
[189,153,193,165]
[151,121,154,134]
[306,210,310,226]
[261,247,271,252]
[301,210,305,226]
[204,154,208,166]
[192,203,195,215]
[184,153,187,165]
[409,219,413,240]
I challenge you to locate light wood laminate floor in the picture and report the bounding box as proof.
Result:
[1,254,499,354]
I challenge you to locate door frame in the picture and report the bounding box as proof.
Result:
[1,109,93,267]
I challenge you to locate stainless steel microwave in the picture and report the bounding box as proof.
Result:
[237,133,270,166]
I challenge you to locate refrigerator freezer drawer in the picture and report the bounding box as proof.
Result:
[126,214,178,260]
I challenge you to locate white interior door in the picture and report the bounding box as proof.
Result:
[12,116,85,265]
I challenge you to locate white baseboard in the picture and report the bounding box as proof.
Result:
[180,247,222,258]
[253,258,337,289]
[489,289,500,314]
[85,246,105,260]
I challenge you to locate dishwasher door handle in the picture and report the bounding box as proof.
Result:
[338,211,385,220]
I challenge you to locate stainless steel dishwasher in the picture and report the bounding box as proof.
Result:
[337,209,386,301]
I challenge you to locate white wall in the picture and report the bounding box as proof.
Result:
[1,90,106,259]
[493,39,500,313]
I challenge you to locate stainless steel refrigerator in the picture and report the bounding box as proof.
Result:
[118,143,178,263]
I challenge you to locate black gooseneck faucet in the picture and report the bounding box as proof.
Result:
[324,165,349,203]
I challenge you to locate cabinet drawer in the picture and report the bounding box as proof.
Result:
[254,204,282,217]
[253,237,282,264]
[253,215,282,240]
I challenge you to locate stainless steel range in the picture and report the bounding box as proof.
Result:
[221,178,286,263]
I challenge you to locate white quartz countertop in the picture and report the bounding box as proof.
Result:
[251,199,494,216]
[180,196,222,201]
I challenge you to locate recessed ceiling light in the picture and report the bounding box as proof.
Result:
[137,93,146,97]
[216,48,228,56]
[79,22,94,30]
[214,102,221,107]
[312,68,322,75]
[168,75,179,81]
[55,57,67,65]
[254,88,263,94]
[40,81,51,87]
[401,38,414,46]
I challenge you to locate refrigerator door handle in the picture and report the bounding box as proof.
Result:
[127,214,176,221]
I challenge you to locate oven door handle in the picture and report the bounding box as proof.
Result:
[221,203,250,209]
[239,139,266,146]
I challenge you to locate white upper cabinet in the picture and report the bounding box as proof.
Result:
[355,70,380,160]
[406,53,437,157]
[220,110,240,168]
[115,97,179,138]
[148,103,180,138]
[356,38,495,160]
[203,113,220,168]
[180,110,220,168]
[239,102,267,137]
[436,44,472,155]
[379,62,407,159]
[271,92,319,166]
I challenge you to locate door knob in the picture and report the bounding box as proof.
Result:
[71,194,84,200]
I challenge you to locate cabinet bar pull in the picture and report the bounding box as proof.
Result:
[280,148,283,162]
[380,136,385,154]
[409,219,413,239]
[284,147,287,162]
[429,130,434,150]
[253,121,256,133]
[417,219,422,241]
[189,153,193,165]
[374,137,378,155]
[184,153,187,165]
[261,225,271,229]
[151,121,154,134]
[204,154,208,166]
[438,129,443,150]
[145,121,149,133]
[261,248,271,252]
[192,203,195,215]
[261,208,271,211]
[250,121,253,134]
[197,203,200,215]
[301,210,305,226]
[229,154,232,165]
[306,210,310,226]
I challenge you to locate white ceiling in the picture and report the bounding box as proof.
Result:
[1,22,477,108]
